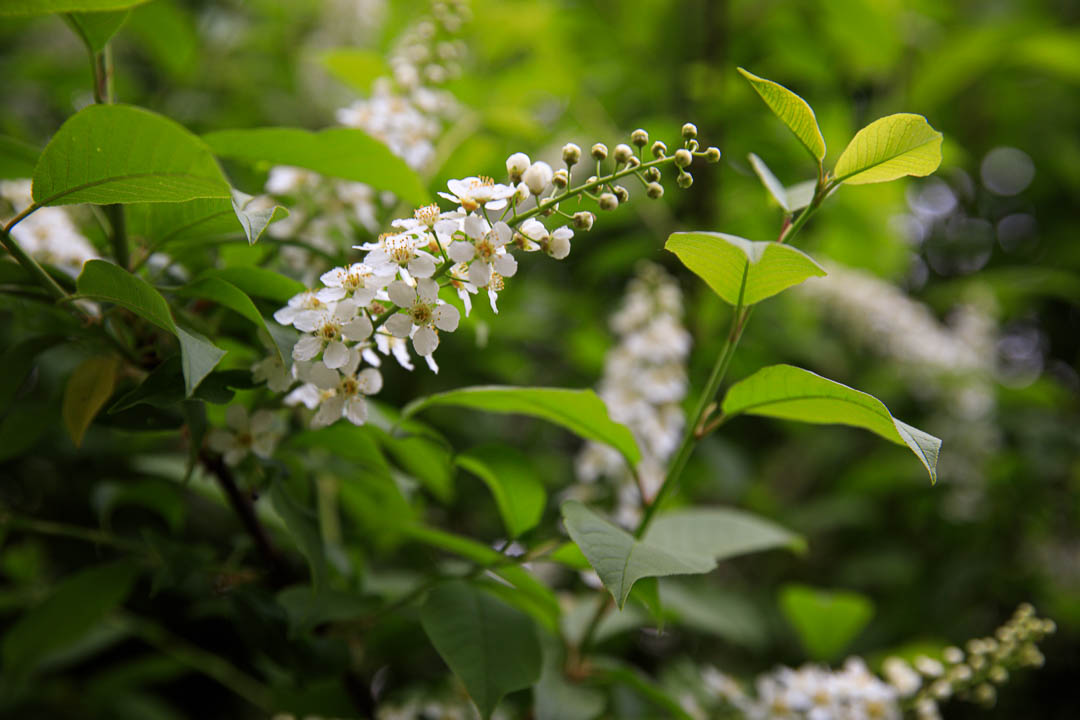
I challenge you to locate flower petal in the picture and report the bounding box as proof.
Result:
[309,363,340,390]
[384,313,414,338]
[408,254,436,278]
[358,367,383,395]
[432,303,460,332]
[344,396,368,426]
[448,241,475,263]
[388,280,416,308]
[292,334,324,361]
[463,214,487,239]
[468,261,492,287]
[312,395,344,428]
[417,278,439,305]
[323,340,349,369]
[413,326,439,356]
[342,315,374,341]
[494,253,518,277]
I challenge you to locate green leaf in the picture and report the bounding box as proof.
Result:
[318,48,388,93]
[404,386,640,467]
[178,276,286,361]
[665,231,826,306]
[0,406,51,462]
[199,266,304,304]
[269,479,327,591]
[0,135,39,179]
[76,260,226,395]
[109,357,254,413]
[1,562,138,677]
[94,478,185,532]
[832,113,943,185]
[371,427,455,503]
[456,445,546,538]
[32,104,230,206]
[0,0,149,15]
[0,335,64,413]
[737,67,826,162]
[747,153,791,212]
[230,188,287,245]
[535,633,606,720]
[721,364,941,482]
[277,586,374,636]
[125,196,286,249]
[779,584,874,661]
[62,353,121,446]
[562,502,803,609]
[65,9,130,52]
[202,127,429,206]
[420,581,542,719]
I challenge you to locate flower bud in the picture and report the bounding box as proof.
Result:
[512,182,530,204]
[572,211,595,231]
[562,143,581,166]
[651,141,667,158]
[613,144,633,164]
[646,182,664,199]
[677,171,693,189]
[598,192,618,211]
[506,152,531,182]
[591,143,608,161]
[674,148,693,168]
[686,139,700,151]
[523,161,553,195]
[586,175,598,187]
[681,122,698,139]
[631,128,649,147]
[553,168,569,188]
[645,167,661,182]
[613,185,629,203]
[626,156,641,168]
[705,146,721,163]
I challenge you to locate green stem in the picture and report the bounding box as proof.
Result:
[0,226,70,302]
[0,512,142,552]
[106,204,129,269]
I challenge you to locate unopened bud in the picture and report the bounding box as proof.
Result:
[613,185,629,203]
[553,168,569,188]
[681,122,698,139]
[705,146,721,163]
[572,211,594,231]
[613,144,633,164]
[674,148,693,168]
[677,171,693,189]
[630,128,649,147]
[591,143,608,161]
[646,182,664,199]
[562,143,581,166]
[506,152,530,182]
[523,161,553,195]
[626,156,641,168]
[645,167,661,182]
[651,141,667,158]
[598,192,618,211]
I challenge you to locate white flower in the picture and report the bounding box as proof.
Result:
[505,152,530,180]
[522,161,553,195]
[252,354,292,393]
[384,278,459,356]
[292,299,373,368]
[273,290,328,327]
[883,657,922,697]
[518,219,572,259]
[375,332,415,371]
[358,230,439,280]
[447,215,517,287]
[317,262,393,304]
[305,355,384,428]
[447,262,478,316]
[207,406,281,465]
[438,176,515,212]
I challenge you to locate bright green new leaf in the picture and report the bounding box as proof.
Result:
[65,10,130,52]
[0,135,39,179]
[779,583,875,661]
[0,0,149,15]
[32,105,230,206]
[318,48,389,93]
[178,276,286,361]
[76,260,226,395]
[832,113,943,185]
[404,386,640,467]
[202,126,429,206]
[420,581,542,719]
[721,364,941,482]
[1,562,138,676]
[125,196,287,250]
[748,153,791,212]
[62,353,121,447]
[200,266,304,304]
[738,67,826,161]
[666,231,826,306]
[456,445,546,538]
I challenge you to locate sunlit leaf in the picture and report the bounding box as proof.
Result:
[420,581,542,719]
[62,354,121,447]
[833,113,943,185]
[125,196,286,250]
[748,152,791,212]
[65,9,130,52]
[738,67,826,161]
[456,445,546,538]
[779,583,875,661]
[0,0,149,15]
[666,231,826,306]
[721,364,941,482]
[33,105,230,206]
[178,276,286,360]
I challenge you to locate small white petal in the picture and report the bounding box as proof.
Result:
[208,429,234,453]
[488,287,500,314]
[358,367,383,395]
[457,288,473,317]
[432,304,460,332]
[293,310,324,333]
[388,280,416,308]
[285,383,321,409]
[292,334,324,361]
[273,306,299,325]
[320,268,345,287]
[384,314,414,338]
[362,347,382,367]
[468,261,492,287]
[224,448,248,466]
[344,396,368,426]
[342,346,362,376]
[492,221,512,246]
[312,395,344,428]
[408,254,436,278]
[249,410,276,434]
[333,299,358,321]
[463,214,487,239]
[390,339,414,370]
[352,286,377,305]
[316,287,345,303]
[423,353,439,374]
[448,241,475,263]
[494,253,518,277]
[417,278,439,305]
[323,340,349,369]
[484,199,508,210]
[342,315,373,341]
[413,326,439,356]
[309,363,340,390]
[548,234,571,259]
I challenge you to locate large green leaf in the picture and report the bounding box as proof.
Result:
[76,260,226,395]
[562,502,803,608]
[404,386,640,467]
[779,584,874,661]
[420,581,542,719]
[721,364,941,482]
[666,232,826,306]
[0,0,149,15]
[202,127,429,206]
[832,113,943,185]
[456,445,546,538]
[62,353,121,447]
[32,104,230,206]
[0,135,39,179]
[738,67,826,161]
[178,276,286,361]
[125,196,285,249]
[199,266,304,304]
[1,562,138,677]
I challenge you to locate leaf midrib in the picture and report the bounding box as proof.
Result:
[36,171,230,207]
[727,392,892,433]
[833,133,941,183]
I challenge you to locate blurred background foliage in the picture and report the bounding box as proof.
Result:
[0,0,1078,718]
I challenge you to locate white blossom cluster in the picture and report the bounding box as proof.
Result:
[1,179,98,276]
[574,262,691,527]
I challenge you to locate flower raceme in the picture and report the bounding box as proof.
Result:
[264,126,721,428]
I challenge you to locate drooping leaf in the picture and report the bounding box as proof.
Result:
[65,9,130,52]
[748,152,791,212]
[76,260,226,395]
[420,581,542,719]
[786,179,817,211]
[269,479,327,591]
[666,232,826,306]
[109,357,254,413]
[0,0,149,15]
[62,353,121,446]
[32,104,230,206]
[644,508,807,562]
[832,113,943,185]
[371,427,455,502]
[202,126,428,205]
[0,135,39,179]
[456,445,546,538]
[721,364,941,482]
[1,562,138,677]
[404,386,640,467]
[178,276,285,361]
[779,583,875,661]
[230,188,287,245]
[199,266,304,304]
[737,67,826,161]
[318,48,389,93]
[125,196,286,249]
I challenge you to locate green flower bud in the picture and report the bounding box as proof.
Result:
[613,143,633,164]
[598,192,618,210]
[645,167,661,182]
[651,140,667,158]
[705,146,722,163]
[572,211,595,230]
[646,182,664,199]
[626,156,641,168]
[674,148,693,168]
[631,128,649,147]
[677,171,693,189]
[553,168,569,188]
[562,143,582,166]
[613,185,629,203]
[591,143,608,161]
[681,122,698,139]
